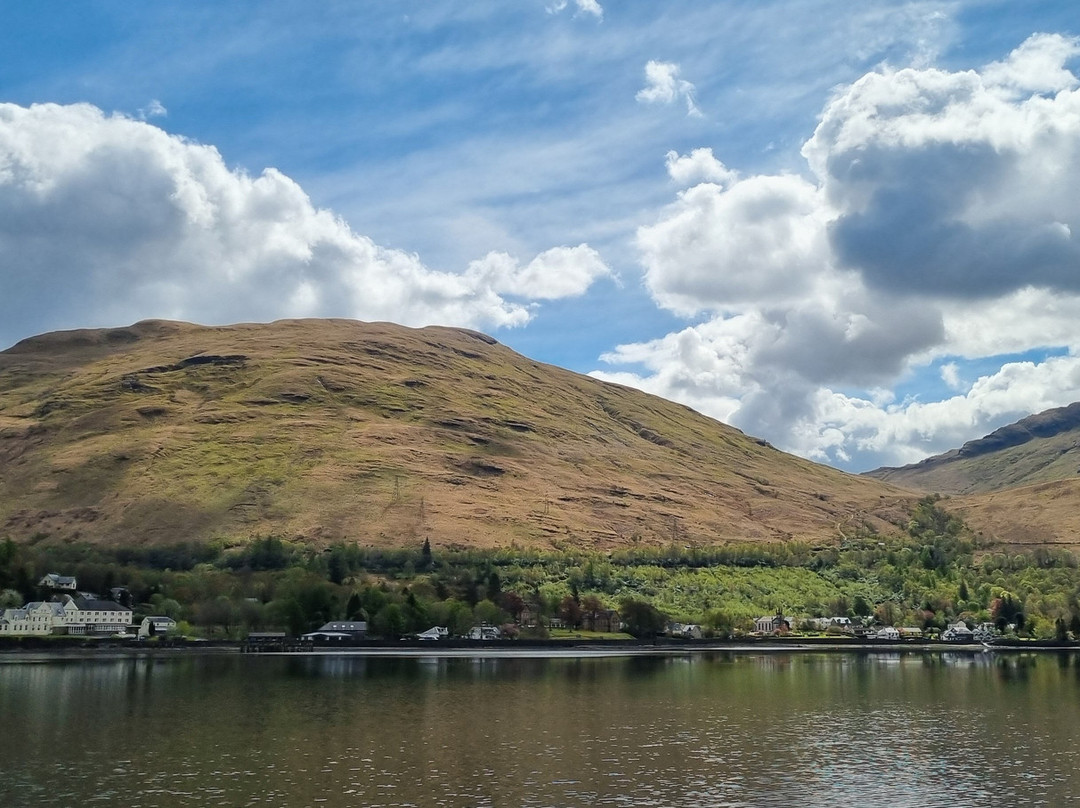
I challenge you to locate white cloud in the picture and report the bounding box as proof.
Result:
[804,33,1080,299]
[940,362,963,391]
[638,173,830,312]
[574,0,603,19]
[546,0,603,20]
[982,32,1080,95]
[466,244,614,300]
[664,148,737,187]
[138,99,167,119]
[607,34,1080,469]
[0,102,610,348]
[797,355,1080,467]
[636,60,701,117]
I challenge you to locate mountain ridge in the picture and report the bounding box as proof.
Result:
[865,401,1080,495]
[0,318,913,549]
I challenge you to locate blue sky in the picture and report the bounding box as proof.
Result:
[2,1,1080,472]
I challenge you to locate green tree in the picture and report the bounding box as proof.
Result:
[373,604,406,638]
[853,595,872,617]
[558,595,582,629]
[403,590,428,632]
[1055,617,1069,642]
[327,548,348,585]
[345,591,364,621]
[474,599,506,627]
[486,570,502,602]
[620,598,666,638]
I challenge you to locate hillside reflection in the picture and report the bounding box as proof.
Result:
[2,651,1077,807]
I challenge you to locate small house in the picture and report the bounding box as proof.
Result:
[517,605,538,628]
[39,573,77,591]
[668,622,703,639]
[467,624,502,640]
[139,616,177,638]
[754,614,792,634]
[417,626,448,640]
[302,621,368,643]
[582,608,622,633]
[942,621,975,642]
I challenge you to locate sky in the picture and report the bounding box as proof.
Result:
[1,1,1079,473]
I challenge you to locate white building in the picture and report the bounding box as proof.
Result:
[467,624,502,640]
[942,621,975,642]
[0,596,132,636]
[139,616,177,638]
[808,616,853,632]
[0,608,32,635]
[754,615,792,634]
[38,573,77,591]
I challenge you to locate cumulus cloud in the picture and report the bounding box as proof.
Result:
[466,244,613,300]
[0,102,610,348]
[636,61,701,117]
[638,173,830,312]
[606,34,1080,469]
[798,355,1080,468]
[805,33,1080,299]
[664,148,736,187]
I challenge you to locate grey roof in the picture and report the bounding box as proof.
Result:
[316,621,367,632]
[41,573,76,586]
[74,598,131,612]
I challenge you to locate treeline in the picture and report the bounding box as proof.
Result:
[3,497,1080,640]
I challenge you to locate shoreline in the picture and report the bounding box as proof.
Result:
[2,636,1078,662]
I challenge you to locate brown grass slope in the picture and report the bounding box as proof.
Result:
[0,319,913,549]
[865,402,1080,495]
[864,402,1080,548]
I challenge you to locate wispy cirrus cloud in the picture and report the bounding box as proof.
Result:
[546,0,603,20]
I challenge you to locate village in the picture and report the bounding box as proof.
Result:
[1,572,1004,647]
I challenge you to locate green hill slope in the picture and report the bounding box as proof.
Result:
[0,319,912,549]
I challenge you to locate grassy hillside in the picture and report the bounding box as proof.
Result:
[866,402,1080,495]
[0,319,912,549]
[863,402,1080,549]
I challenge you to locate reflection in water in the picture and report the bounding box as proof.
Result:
[1,651,1078,807]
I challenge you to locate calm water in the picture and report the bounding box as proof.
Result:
[2,650,1079,807]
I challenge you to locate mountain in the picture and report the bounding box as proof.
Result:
[865,402,1080,548]
[865,402,1080,495]
[0,319,913,549]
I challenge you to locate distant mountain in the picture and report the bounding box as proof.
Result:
[865,402,1080,495]
[0,319,912,549]
[865,403,1080,548]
